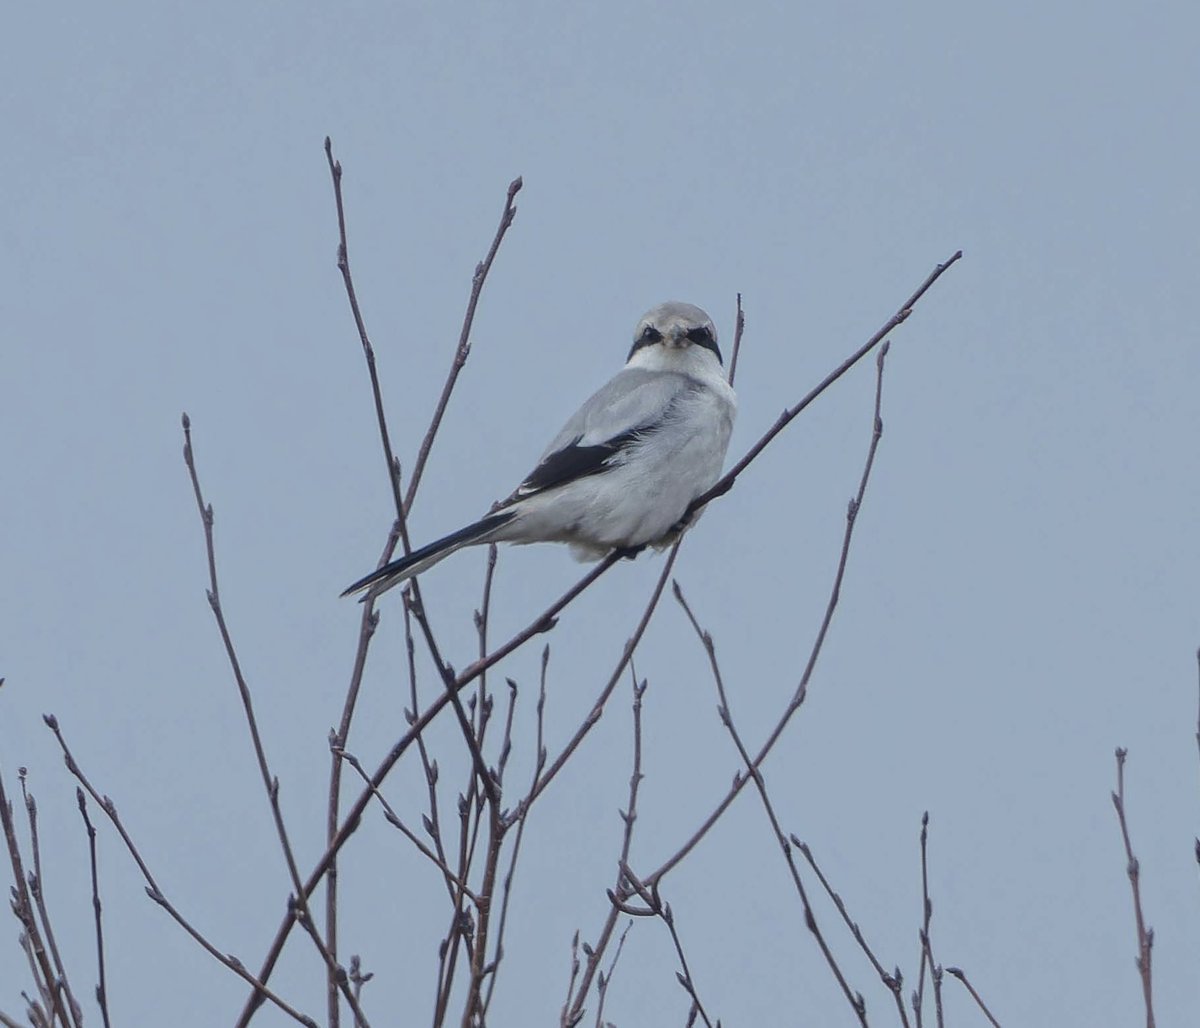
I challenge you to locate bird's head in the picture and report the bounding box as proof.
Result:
[626,302,722,371]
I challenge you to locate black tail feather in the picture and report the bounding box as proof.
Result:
[340,511,515,600]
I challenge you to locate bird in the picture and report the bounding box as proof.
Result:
[342,301,737,600]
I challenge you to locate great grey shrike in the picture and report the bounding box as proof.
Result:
[342,301,737,600]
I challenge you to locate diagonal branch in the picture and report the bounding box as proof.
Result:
[796,839,911,1028]
[674,583,867,1027]
[944,967,1001,1028]
[646,339,893,885]
[238,553,621,1025]
[686,250,961,520]
[181,416,370,1027]
[41,717,318,1026]
[240,249,962,1021]
[404,176,522,512]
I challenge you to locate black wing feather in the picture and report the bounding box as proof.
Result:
[515,426,647,498]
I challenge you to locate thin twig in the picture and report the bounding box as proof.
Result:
[322,144,517,1028]
[616,867,716,1028]
[239,553,621,1026]
[727,293,745,388]
[402,589,455,900]
[646,340,894,886]
[0,768,66,1026]
[324,136,405,519]
[405,177,523,511]
[565,668,648,1020]
[482,650,551,1018]
[674,584,866,1027]
[685,251,962,521]
[592,921,632,1028]
[1112,748,1155,1028]
[20,773,83,1028]
[531,545,680,806]
[324,132,409,1028]
[241,250,962,1019]
[915,813,944,1028]
[796,839,911,1028]
[334,748,478,901]
[76,789,113,1028]
[181,416,371,1028]
[944,967,1001,1027]
[41,717,318,1027]
[407,582,499,807]
[560,933,582,1028]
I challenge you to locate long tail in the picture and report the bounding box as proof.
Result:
[341,510,516,601]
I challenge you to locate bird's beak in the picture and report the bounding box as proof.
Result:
[666,327,688,349]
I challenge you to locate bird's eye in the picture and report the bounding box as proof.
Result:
[640,326,663,343]
[685,327,711,344]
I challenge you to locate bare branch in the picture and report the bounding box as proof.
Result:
[239,554,622,1025]
[41,717,318,1027]
[405,176,523,512]
[646,339,893,885]
[75,789,112,1028]
[944,967,1001,1028]
[532,545,680,806]
[686,251,961,521]
[674,584,866,1027]
[1111,748,1155,1028]
[0,767,67,1026]
[181,415,371,1027]
[335,748,477,902]
[795,838,911,1028]
[482,650,551,1017]
[726,293,745,388]
[241,246,962,1021]
[914,813,944,1028]
[592,921,632,1028]
[324,135,405,520]
[19,773,83,1027]
[565,669,649,1019]
[614,866,717,1028]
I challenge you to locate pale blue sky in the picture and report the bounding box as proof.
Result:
[3,1,1198,1025]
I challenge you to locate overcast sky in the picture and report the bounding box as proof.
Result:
[3,2,1198,1025]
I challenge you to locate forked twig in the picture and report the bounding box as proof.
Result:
[615,865,717,1028]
